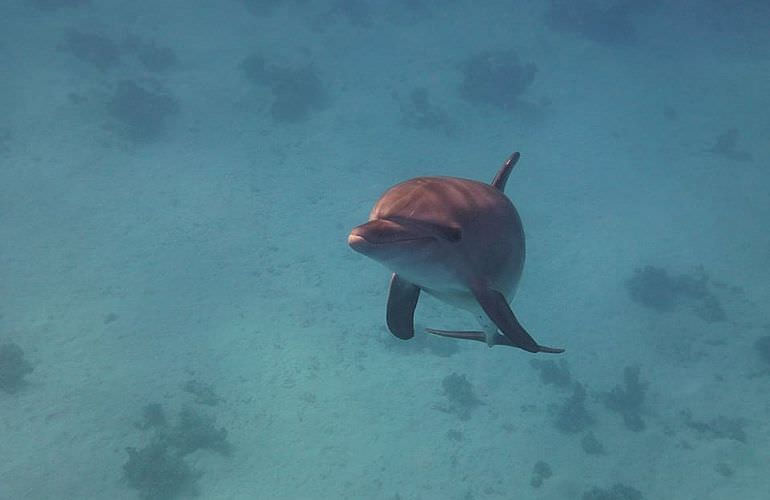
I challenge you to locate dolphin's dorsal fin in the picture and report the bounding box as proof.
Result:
[491,152,521,191]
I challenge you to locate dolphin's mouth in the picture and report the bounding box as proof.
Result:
[348,219,434,249]
[348,230,432,247]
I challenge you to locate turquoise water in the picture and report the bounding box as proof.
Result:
[1,1,768,499]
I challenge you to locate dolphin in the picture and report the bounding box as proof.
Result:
[348,152,563,354]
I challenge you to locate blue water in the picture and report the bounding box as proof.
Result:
[1,1,768,499]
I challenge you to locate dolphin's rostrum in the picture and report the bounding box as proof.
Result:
[348,152,563,354]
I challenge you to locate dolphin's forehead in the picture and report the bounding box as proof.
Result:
[371,176,507,224]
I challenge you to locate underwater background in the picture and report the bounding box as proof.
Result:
[1,1,769,499]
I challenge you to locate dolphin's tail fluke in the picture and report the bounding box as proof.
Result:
[426,328,564,354]
[536,345,565,354]
[425,328,487,343]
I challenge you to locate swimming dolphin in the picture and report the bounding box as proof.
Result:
[348,152,563,354]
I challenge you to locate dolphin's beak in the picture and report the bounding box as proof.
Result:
[348,220,397,253]
[347,231,367,250]
[348,219,431,254]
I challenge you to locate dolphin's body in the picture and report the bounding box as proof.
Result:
[348,153,563,354]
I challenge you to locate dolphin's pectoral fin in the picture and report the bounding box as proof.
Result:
[471,286,564,354]
[386,273,420,340]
